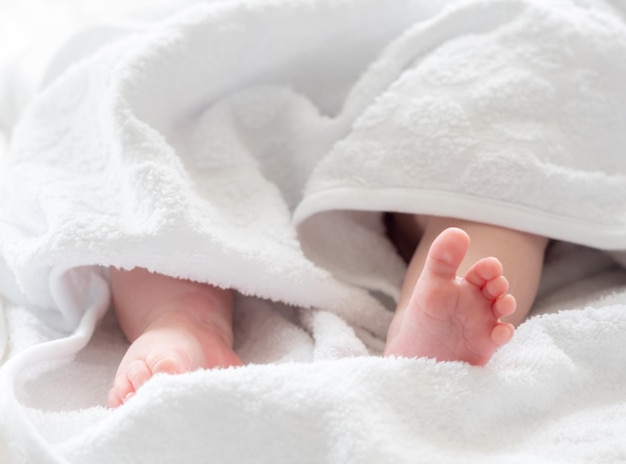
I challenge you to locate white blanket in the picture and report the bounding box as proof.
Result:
[1,0,626,462]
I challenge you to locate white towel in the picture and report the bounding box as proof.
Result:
[1,0,626,462]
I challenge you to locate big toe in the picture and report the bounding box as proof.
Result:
[146,351,192,375]
[423,227,471,280]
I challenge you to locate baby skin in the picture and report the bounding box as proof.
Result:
[107,216,547,407]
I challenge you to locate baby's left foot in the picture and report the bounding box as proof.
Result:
[384,227,516,365]
[107,308,241,408]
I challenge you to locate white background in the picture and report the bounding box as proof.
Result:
[0,0,153,158]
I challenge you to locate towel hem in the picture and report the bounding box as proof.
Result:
[294,187,626,250]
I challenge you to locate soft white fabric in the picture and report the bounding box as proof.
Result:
[3,254,626,464]
[1,0,626,462]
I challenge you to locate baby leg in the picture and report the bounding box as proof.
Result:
[107,268,241,407]
[384,216,548,365]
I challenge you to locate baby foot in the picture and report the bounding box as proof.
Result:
[384,227,516,365]
[107,310,242,408]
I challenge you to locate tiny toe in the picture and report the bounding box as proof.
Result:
[424,228,470,279]
[126,360,154,392]
[491,322,515,346]
[493,293,516,318]
[483,275,509,300]
[109,375,134,408]
[107,389,122,408]
[464,257,503,288]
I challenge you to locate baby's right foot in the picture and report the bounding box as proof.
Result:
[107,308,241,408]
[384,227,516,365]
